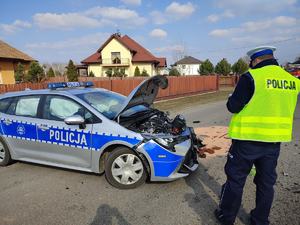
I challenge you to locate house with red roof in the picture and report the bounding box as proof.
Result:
[81,33,167,77]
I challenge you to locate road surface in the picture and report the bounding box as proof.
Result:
[0,98,299,225]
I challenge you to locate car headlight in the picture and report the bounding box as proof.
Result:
[154,138,175,150]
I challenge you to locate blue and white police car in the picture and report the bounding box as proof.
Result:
[0,75,200,189]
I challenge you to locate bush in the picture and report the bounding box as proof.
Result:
[134,66,141,76]
[89,71,95,77]
[168,68,180,76]
[140,69,149,77]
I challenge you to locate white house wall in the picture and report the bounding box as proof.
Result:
[176,64,200,75]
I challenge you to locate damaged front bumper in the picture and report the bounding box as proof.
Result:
[135,130,199,181]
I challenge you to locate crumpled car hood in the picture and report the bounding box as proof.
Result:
[114,75,168,119]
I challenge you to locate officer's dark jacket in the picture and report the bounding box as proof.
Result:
[227,58,279,113]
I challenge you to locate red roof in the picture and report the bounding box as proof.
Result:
[81,52,101,64]
[82,34,166,67]
[156,57,167,67]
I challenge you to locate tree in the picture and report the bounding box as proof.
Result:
[119,68,127,77]
[25,61,45,82]
[232,58,249,75]
[168,67,180,76]
[66,60,78,81]
[134,66,141,76]
[112,68,123,77]
[89,71,95,77]
[46,67,55,77]
[140,69,149,77]
[215,58,231,76]
[55,70,62,76]
[198,59,214,75]
[15,63,25,83]
[105,68,113,77]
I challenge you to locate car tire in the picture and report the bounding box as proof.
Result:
[105,147,147,189]
[0,137,12,167]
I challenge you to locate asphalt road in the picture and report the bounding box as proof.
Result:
[0,99,299,225]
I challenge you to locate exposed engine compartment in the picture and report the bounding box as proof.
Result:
[119,107,205,168]
[119,108,186,135]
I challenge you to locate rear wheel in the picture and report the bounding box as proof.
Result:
[0,137,12,166]
[105,147,147,189]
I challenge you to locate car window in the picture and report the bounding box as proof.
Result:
[76,91,126,119]
[0,97,13,113]
[43,95,100,123]
[10,96,41,117]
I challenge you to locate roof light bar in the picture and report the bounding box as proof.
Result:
[47,81,94,90]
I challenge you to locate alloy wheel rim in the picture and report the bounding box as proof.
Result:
[0,143,5,163]
[111,154,144,185]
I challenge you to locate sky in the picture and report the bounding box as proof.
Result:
[1,0,300,66]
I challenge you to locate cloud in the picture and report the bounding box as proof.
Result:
[209,16,300,45]
[85,6,147,26]
[26,33,109,50]
[25,33,110,62]
[155,44,185,53]
[150,11,168,25]
[214,0,297,15]
[149,29,167,38]
[207,10,235,23]
[33,7,147,30]
[120,0,141,6]
[209,29,232,37]
[33,13,105,29]
[166,2,195,18]
[210,16,299,37]
[150,2,196,25]
[0,20,31,34]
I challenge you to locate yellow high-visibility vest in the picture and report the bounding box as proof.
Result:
[228,65,299,142]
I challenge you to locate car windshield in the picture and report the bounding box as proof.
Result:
[76,91,126,119]
[121,105,149,117]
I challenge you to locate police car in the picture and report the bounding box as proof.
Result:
[0,75,200,189]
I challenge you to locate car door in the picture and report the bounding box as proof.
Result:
[0,95,41,159]
[36,94,95,170]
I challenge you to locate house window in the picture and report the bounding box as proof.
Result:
[182,65,186,69]
[111,52,121,64]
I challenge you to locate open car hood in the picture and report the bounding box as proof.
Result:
[114,75,168,120]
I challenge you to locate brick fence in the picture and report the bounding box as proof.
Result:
[0,75,236,100]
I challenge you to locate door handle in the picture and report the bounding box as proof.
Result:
[38,124,49,131]
[3,119,12,125]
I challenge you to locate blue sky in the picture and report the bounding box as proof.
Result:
[1,0,300,66]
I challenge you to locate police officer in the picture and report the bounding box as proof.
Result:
[215,46,300,225]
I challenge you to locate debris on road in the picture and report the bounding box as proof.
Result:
[195,126,231,157]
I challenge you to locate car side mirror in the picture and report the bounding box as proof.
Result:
[64,115,86,129]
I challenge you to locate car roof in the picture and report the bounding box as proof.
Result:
[0,87,114,98]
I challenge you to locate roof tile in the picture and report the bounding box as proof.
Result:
[0,40,35,61]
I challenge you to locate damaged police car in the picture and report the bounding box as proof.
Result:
[0,75,201,189]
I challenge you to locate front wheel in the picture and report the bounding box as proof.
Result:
[105,147,147,189]
[0,137,12,166]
